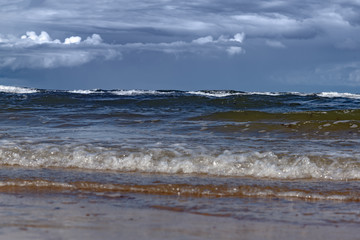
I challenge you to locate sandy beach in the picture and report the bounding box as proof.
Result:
[0,192,358,240]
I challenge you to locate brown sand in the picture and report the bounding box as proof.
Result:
[0,193,358,240]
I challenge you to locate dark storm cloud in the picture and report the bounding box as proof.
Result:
[2,0,358,39]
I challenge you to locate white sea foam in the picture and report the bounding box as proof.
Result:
[188,91,307,97]
[317,92,360,99]
[0,85,38,94]
[245,91,282,96]
[0,146,358,180]
[288,92,310,96]
[2,85,360,100]
[68,89,103,94]
[111,90,172,96]
[187,91,242,97]
[66,90,360,99]
[68,90,287,97]
[68,89,173,95]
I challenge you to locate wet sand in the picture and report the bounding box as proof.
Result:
[0,193,358,240]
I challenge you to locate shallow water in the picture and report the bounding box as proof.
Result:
[0,85,359,230]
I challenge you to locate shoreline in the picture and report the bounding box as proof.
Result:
[0,193,358,240]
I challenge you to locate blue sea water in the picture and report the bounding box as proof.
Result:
[0,85,359,226]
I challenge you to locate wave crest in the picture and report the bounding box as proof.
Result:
[0,146,359,180]
[0,85,38,94]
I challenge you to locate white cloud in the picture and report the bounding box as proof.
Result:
[192,33,245,45]
[84,34,103,45]
[230,33,245,43]
[64,36,81,44]
[21,31,55,43]
[19,31,102,46]
[0,31,119,69]
[0,31,245,69]
[189,33,246,55]
[226,46,243,55]
[192,36,214,44]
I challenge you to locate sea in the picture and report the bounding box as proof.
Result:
[0,85,359,229]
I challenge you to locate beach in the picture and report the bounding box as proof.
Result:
[1,191,359,240]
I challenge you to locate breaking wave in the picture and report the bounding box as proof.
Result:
[0,85,38,94]
[0,145,359,181]
[2,84,360,100]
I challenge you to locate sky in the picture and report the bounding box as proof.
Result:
[0,0,360,92]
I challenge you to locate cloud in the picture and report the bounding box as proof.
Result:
[84,34,103,45]
[21,31,55,44]
[123,33,245,56]
[192,36,214,45]
[64,36,81,45]
[11,31,103,47]
[0,31,245,69]
[0,31,118,69]
[0,0,359,71]
[192,33,245,45]
[230,33,245,43]
[2,0,358,42]
[226,46,244,55]
[266,40,286,48]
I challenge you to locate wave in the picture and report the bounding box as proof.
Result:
[68,89,282,97]
[111,90,176,96]
[68,89,176,96]
[0,179,358,202]
[0,145,359,180]
[318,92,360,99]
[68,89,105,94]
[0,85,38,94]
[187,90,243,97]
[2,84,360,100]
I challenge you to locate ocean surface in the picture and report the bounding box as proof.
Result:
[0,85,359,227]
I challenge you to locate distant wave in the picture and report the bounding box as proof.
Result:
[2,84,360,100]
[317,92,360,99]
[111,90,175,96]
[0,85,38,94]
[68,89,105,94]
[68,89,176,96]
[187,91,243,97]
[60,89,360,99]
